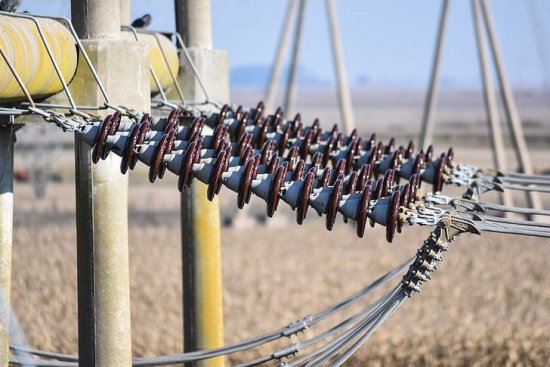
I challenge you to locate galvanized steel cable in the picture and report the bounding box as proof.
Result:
[476,202,550,216]
[10,258,413,366]
[500,184,550,193]
[327,293,405,367]
[284,289,404,367]
[131,259,413,366]
[238,288,403,367]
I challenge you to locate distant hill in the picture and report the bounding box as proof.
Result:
[230,64,330,87]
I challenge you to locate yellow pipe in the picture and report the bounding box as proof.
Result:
[193,183,224,367]
[181,182,225,367]
[121,31,179,94]
[0,15,78,102]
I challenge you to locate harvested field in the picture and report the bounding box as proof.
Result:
[9,143,550,366]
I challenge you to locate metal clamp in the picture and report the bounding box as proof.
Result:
[402,213,479,296]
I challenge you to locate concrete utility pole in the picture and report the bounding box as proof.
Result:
[175,1,228,366]
[176,0,212,49]
[72,0,120,39]
[471,0,514,208]
[479,0,542,211]
[419,0,450,149]
[0,124,14,367]
[120,0,131,25]
[72,0,150,365]
[283,0,307,117]
[326,0,355,134]
[264,0,298,113]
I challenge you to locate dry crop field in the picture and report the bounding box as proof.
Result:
[8,145,550,366]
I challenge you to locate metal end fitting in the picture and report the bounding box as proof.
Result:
[272,344,300,360]
[283,315,313,337]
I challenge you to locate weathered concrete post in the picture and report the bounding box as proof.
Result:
[72,0,150,365]
[283,0,307,117]
[419,0,450,149]
[175,1,227,366]
[0,124,14,367]
[326,0,355,134]
[120,0,131,25]
[471,0,514,208]
[264,0,298,112]
[479,0,542,212]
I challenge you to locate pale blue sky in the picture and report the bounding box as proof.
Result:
[22,0,550,87]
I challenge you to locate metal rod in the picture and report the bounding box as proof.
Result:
[501,184,550,194]
[502,177,550,186]
[152,32,186,104]
[175,1,225,366]
[482,202,550,216]
[481,215,550,229]
[172,31,212,103]
[0,46,35,108]
[120,26,170,104]
[479,0,543,212]
[150,70,170,104]
[478,222,550,238]
[0,124,14,367]
[326,0,356,135]
[19,102,106,111]
[35,15,112,105]
[419,0,450,149]
[283,0,307,117]
[505,171,550,180]
[0,109,29,116]
[264,0,298,112]
[470,0,513,208]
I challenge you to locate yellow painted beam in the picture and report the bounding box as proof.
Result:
[0,15,77,102]
[121,31,179,94]
[181,182,224,367]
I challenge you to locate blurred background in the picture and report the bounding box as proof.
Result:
[21,0,550,87]
[8,1,550,366]
[19,0,550,150]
